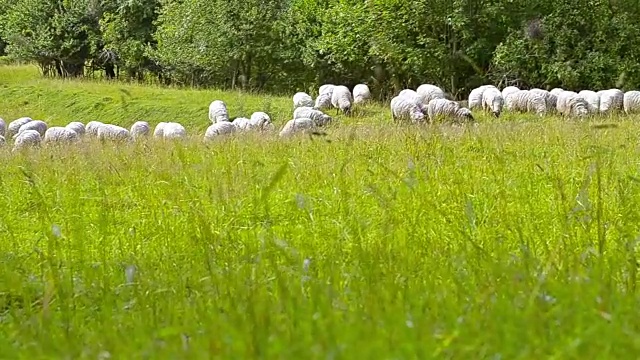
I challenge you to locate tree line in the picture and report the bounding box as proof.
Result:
[1,0,639,99]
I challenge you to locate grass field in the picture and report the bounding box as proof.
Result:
[2,65,640,358]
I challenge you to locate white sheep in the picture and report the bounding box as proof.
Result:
[550,88,565,97]
[598,89,624,114]
[481,87,504,117]
[353,84,371,104]
[162,122,187,139]
[279,118,317,137]
[208,100,229,123]
[66,122,85,136]
[204,122,236,140]
[556,91,589,117]
[504,90,547,116]
[468,85,495,110]
[97,124,131,141]
[293,107,332,126]
[416,84,446,105]
[331,85,353,115]
[427,98,474,123]
[232,117,252,132]
[530,88,558,112]
[7,117,32,138]
[577,90,600,114]
[43,127,79,143]
[0,118,5,137]
[501,86,520,100]
[623,91,640,114]
[390,95,426,123]
[398,89,428,113]
[13,129,41,151]
[130,121,151,139]
[293,92,314,109]
[0,135,5,147]
[153,122,167,138]
[249,112,273,131]
[319,84,335,95]
[86,121,105,136]
[16,120,47,137]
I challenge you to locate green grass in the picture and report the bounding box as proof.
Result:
[2,65,640,358]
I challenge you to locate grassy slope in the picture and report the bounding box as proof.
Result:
[1,66,640,358]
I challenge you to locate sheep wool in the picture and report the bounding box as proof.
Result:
[208,100,229,123]
[556,91,588,117]
[468,85,495,110]
[162,122,187,139]
[331,85,353,115]
[353,84,371,104]
[13,129,42,151]
[232,117,252,132]
[505,90,547,116]
[17,120,48,137]
[0,118,5,137]
[0,135,5,147]
[577,90,600,113]
[153,122,167,138]
[293,106,332,126]
[86,121,105,136]
[550,88,565,97]
[416,84,445,105]
[7,117,32,138]
[249,112,272,130]
[390,95,425,123]
[481,87,504,117]
[130,121,151,139]
[319,84,335,95]
[97,124,131,141]
[293,92,314,109]
[623,90,640,114]
[501,86,520,100]
[204,122,236,140]
[427,98,474,123]
[598,89,624,113]
[530,88,558,111]
[66,122,86,136]
[279,118,316,137]
[44,127,79,143]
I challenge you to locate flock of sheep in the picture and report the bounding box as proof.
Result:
[1,82,639,152]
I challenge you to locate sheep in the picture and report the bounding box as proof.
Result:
[331,85,353,115]
[7,117,32,138]
[0,135,5,147]
[623,91,640,114]
[153,122,167,138]
[314,92,333,110]
[390,95,426,123]
[481,87,504,117]
[502,86,520,100]
[13,129,41,151]
[16,120,47,137]
[0,118,5,137]
[468,85,495,110]
[416,84,446,105]
[86,121,105,136]
[204,122,236,140]
[232,117,252,131]
[577,90,600,114]
[556,91,589,117]
[397,89,428,113]
[43,127,79,143]
[504,90,547,116]
[531,88,558,112]
[598,89,624,114]
[208,100,229,123]
[427,98,475,123]
[130,121,151,139]
[319,84,335,95]
[279,118,317,137]
[353,84,371,104]
[162,122,187,139]
[66,122,85,136]
[97,124,131,141]
[293,106,332,126]
[293,92,314,109]
[550,88,565,97]
[249,112,273,131]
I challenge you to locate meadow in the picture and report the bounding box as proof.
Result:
[2,65,640,358]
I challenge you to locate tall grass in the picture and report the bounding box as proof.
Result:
[1,66,640,358]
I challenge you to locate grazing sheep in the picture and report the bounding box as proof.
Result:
[314,92,333,110]
[417,84,446,105]
[353,84,371,104]
[427,98,475,123]
[97,124,131,141]
[66,122,86,136]
[208,100,229,123]
[232,117,253,131]
[86,121,105,136]
[501,86,520,100]
[153,122,167,138]
[623,90,640,114]
[319,84,335,95]
[293,106,332,126]
[398,89,428,113]
[17,120,47,137]
[13,129,41,151]
[531,88,558,112]
[162,122,187,139]
[130,121,151,139]
[279,118,317,137]
[598,89,624,114]
[550,88,565,97]
[504,90,547,116]
[249,112,273,131]
[468,85,495,110]
[331,85,353,115]
[0,118,5,137]
[481,87,504,117]
[577,90,600,114]
[390,95,426,123]
[43,127,79,143]
[293,92,314,109]
[556,91,589,117]
[204,122,236,140]
[7,117,32,138]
